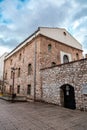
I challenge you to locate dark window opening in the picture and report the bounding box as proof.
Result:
[27,84,31,95]
[48,44,52,51]
[63,55,69,63]
[17,85,20,94]
[51,62,56,67]
[28,64,32,75]
[76,53,79,60]
[10,59,13,65]
[9,85,12,93]
[63,32,66,36]
[60,84,76,109]
[19,53,22,60]
[18,68,20,77]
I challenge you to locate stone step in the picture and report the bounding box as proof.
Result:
[0,95,27,102]
[26,97,34,102]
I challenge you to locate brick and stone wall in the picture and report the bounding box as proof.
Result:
[4,34,83,102]
[39,35,83,69]
[41,58,87,109]
[4,36,41,99]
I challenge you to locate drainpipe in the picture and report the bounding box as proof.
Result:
[34,33,37,101]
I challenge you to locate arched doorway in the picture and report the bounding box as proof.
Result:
[60,84,76,109]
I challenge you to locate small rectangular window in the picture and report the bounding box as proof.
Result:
[18,68,20,77]
[17,85,20,94]
[48,44,52,51]
[76,53,79,60]
[28,64,32,75]
[9,85,12,94]
[27,85,31,95]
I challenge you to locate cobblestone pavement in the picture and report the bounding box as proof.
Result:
[0,99,87,130]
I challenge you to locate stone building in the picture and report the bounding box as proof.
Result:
[41,59,87,110]
[4,27,83,108]
[0,52,8,93]
[0,52,8,80]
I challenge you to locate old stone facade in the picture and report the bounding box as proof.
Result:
[40,35,82,69]
[41,59,87,109]
[4,27,83,108]
[4,36,41,99]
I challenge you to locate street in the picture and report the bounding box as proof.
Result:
[0,99,87,130]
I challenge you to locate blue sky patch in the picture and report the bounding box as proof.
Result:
[2,19,12,24]
[18,0,29,3]
[0,0,4,2]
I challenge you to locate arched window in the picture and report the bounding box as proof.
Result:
[63,32,66,36]
[63,55,69,63]
[48,44,52,51]
[28,64,32,75]
[27,84,31,95]
[17,85,20,94]
[76,53,79,60]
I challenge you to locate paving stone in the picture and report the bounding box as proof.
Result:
[0,99,87,130]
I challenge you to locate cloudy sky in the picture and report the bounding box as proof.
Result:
[0,0,87,56]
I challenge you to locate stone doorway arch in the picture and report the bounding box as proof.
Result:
[60,84,76,109]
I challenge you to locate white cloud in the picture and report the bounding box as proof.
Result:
[0,45,11,56]
[0,0,87,56]
[73,21,80,30]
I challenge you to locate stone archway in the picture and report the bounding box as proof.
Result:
[60,84,76,109]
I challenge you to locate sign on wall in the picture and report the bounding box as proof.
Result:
[82,84,87,94]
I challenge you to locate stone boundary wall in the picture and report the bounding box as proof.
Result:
[41,58,87,109]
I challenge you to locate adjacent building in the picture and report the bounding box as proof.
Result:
[4,27,84,109]
[0,52,8,93]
